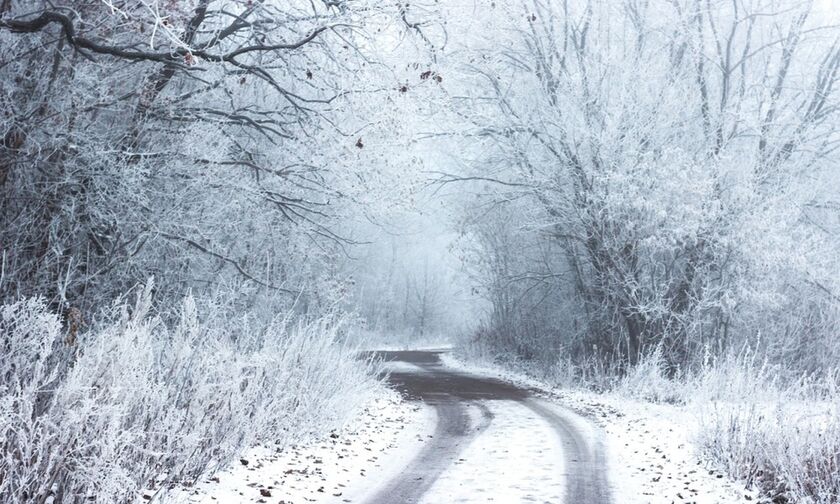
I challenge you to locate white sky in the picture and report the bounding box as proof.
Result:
[815,0,840,18]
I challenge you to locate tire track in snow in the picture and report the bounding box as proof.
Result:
[524,398,611,503]
[366,351,611,504]
[365,355,496,504]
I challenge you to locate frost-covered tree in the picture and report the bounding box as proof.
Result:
[0,0,422,319]
[0,2,436,502]
[442,0,840,370]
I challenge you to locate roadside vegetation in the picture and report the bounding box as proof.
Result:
[0,284,380,502]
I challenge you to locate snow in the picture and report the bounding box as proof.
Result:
[379,360,426,374]
[167,390,436,504]
[440,354,756,503]
[418,399,566,503]
[361,343,454,352]
[560,391,757,504]
[340,403,437,503]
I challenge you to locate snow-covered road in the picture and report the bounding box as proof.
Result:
[364,350,611,504]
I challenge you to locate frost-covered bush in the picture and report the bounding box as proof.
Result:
[606,346,840,502]
[614,347,687,404]
[699,402,840,503]
[0,284,380,504]
[696,367,840,503]
[610,347,840,502]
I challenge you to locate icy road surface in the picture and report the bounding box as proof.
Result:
[364,350,611,504]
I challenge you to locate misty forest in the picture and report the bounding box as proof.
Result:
[3,0,840,503]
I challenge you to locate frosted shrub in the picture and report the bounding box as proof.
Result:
[0,285,380,504]
[698,398,840,502]
[0,298,71,501]
[615,347,686,404]
[694,356,840,503]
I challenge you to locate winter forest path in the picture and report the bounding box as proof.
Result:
[363,351,611,504]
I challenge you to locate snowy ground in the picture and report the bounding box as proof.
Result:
[361,343,455,353]
[441,354,757,504]
[417,399,567,503]
[350,328,454,353]
[167,389,435,504]
[561,392,757,503]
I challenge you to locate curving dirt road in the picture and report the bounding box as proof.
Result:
[365,350,611,504]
